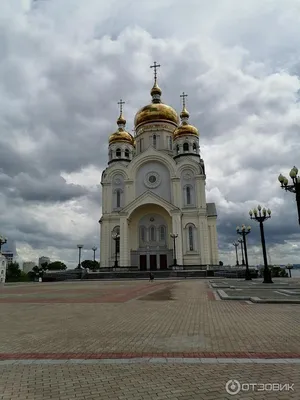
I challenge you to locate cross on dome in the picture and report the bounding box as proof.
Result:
[117,99,125,115]
[150,62,162,103]
[180,91,190,120]
[150,61,161,83]
[180,92,188,108]
[117,99,126,127]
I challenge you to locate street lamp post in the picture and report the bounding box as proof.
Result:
[77,245,83,268]
[249,205,273,284]
[233,242,239,266]
[237,238,245,265]
[112,232,119,269]
[278,166,300,225]
[236,225,251,280]
[92,246,97,262]
[170,233,178,266]
[0,235,7,253]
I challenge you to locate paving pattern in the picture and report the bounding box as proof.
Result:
[1,279,300,399]
[212,278,300,303]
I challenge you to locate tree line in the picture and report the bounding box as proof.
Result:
[5,259,100,282]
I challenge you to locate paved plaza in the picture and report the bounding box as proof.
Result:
[0,279,300,399]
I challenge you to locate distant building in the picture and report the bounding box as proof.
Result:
[38,256,50,267]
[0,253,7,284]
[23,261,36,273]
[2,251,13,264]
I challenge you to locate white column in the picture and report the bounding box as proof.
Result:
[195,176,206,208]
[100,220,110,268]
[199,217,210,265]
[120,215,130,266]
[209,218,219,264]
[172,213,183,265]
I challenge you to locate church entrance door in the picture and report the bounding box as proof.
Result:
[160,254,167,270]
[140,255,147,271]
[150,255,157,270]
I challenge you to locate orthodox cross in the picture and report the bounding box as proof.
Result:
[150,61,161,82]
[180,92,188,108]
[118,99,125,115]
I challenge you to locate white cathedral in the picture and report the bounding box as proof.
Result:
[99,63,219,270]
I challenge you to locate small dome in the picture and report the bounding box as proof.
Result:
[134,103,179,128]
[109,129,134,146]
[173,122,199,140]
[180,106,189,119]
[117,113,126,125]
[150,81,162,97]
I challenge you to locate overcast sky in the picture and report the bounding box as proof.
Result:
[1,0,300,267]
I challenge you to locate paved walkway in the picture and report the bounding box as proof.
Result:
[0,280,300,399]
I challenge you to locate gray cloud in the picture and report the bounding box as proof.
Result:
[0,0,299,266]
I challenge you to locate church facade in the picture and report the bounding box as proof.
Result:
[99,63,219,270]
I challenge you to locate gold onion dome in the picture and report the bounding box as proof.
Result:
[134,82,179,128]
[173,92,199,139]
[109,107,134,146]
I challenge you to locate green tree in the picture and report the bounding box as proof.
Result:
[32,265,40,274]
[6,262,22,281]
[46,261,67,270]
[81,260,99,271]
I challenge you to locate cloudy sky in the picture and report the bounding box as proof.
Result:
[1,0,300,267]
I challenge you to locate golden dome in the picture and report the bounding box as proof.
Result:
[173,122,199,140]
[150,81,162,97]
[117,113,126,125]
[135,103,179,128]
[180,106,189,119]
[109,128,134,145]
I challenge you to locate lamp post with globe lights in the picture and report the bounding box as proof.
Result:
[278,166,300,225]
[236,225,251,280]
[0,235,7,253]
[249,206,273,283]
[112,232,120,269]
[237,238,245,265]
[92,246,97,262]
[170,233,178,266]
[233,242,239,266]
[77,244,83,268]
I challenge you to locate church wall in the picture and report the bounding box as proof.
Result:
[181,213,201,264]
[135,161,171,202]
[208,217,219,264]
[196,216,210,265]
[195,176,206,208]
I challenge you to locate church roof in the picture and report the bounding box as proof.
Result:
[207,203,217,217]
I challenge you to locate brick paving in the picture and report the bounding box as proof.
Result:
[0,280,300,399]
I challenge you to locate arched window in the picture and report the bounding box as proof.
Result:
[186,186,192,205]
[183,142,189,152]
[116,148,121,157]
[150,226,156,241]
[140,226,146,242]
[116,189,122,208]
[188,226,194,251]
[153,134,157,148]
[176,145,180,154]
[193,143,197,152]
[109,149,113,160]
[159,226,166,241]
[125,149,129,158]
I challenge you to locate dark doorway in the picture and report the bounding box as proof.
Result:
[140,255,147,271]
[150,255,157,270]
[160,254,167,270]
